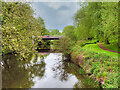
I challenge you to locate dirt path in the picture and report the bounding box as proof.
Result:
[98,43,120,53]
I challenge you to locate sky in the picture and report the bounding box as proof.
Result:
[31,2,80,32]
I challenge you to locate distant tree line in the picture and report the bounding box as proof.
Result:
[44,29,61,36]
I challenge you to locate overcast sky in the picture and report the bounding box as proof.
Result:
[31,2,80,32]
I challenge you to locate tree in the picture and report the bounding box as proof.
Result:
[100,2,118,44]
[73,2,102,41]
[2,2,46,60]
[73,2,118,45]
[62,25,77,41]
[49,29,61,36]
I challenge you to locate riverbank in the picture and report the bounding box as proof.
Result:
[70,43,119,88]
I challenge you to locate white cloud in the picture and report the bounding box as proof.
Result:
[43,2,69,10]
[55,2,79,24]
[31,2,80,31]
[32,0,78,2]
[43,2,79,10]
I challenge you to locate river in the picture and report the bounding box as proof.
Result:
[2,52,97,88]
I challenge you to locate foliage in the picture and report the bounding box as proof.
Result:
[62,25,77,41]
[60,2,119,88]
[2,2,47,60]
[71,43,119,88]
[52,36,75,54]
[48,29,61,36]
[78,68,85,74]
[73,2,118,45]
[100,2,118,44]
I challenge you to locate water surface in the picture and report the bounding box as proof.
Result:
[2,53,94,88]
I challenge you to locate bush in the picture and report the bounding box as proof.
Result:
[53,36,75,54]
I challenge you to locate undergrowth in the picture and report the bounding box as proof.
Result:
[71,43,119,88]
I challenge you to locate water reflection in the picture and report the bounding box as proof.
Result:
[2,53,96,88]
[52,54,94,88]
[52,55,72,82]
[32,53,78,88]
[2,54,46,88]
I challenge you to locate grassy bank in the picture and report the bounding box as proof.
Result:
[71,43,119,88]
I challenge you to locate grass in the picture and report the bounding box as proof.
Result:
[83,43,119,59]
[103,44,120,52]
[71,43,119,88]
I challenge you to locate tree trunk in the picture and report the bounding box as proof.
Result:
[118,37,120,48]
[105,36,110,44]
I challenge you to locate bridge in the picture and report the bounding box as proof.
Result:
[42,36,62,40]
[32,35,62,51]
